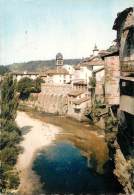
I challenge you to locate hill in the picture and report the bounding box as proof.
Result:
[7,59,81,72]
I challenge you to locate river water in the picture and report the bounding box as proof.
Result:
[30,113,122,194]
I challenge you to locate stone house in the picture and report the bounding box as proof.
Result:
[45,68,71,84]
[12,71,39,81]
[44,53,73,85]
[112,7,134,194]
[67,89,91,121]
[80,53,105,102]
[92,67,105,102]
[101,50,120,105]
[113,7,134,116]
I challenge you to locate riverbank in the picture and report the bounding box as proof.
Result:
[16,111,61,194]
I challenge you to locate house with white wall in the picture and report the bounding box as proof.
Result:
[12,71,39,81]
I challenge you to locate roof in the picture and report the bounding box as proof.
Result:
[74,64,81,70]
[72,97,90,105]
[113,7,133,30]
[98,50,111,56]
[46,68,69,75]
[93,67,104,74]
[12,72,39,75]
[101,50,119,58]
[68,90,85,97]
[80,55,105,66]
[40,74,47,77]
[120,76,134,82]
[56,52,63,60]
[73,80,87,85]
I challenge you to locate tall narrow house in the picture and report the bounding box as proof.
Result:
[113,7,134,158]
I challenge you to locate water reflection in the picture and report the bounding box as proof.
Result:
[33,141,119,194]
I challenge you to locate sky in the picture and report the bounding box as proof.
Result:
[0,0,133,65]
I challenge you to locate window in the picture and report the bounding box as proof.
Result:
[74,108,81,113]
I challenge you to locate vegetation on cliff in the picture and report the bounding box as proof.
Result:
[0,74,22,193]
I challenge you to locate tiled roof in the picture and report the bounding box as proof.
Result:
[80,55,105,66]
[73,80,87,85]
[46,68,69,75]
[93,67,104,74]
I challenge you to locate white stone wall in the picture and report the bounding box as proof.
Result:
[63,64,75,74]
[46,74,72,85]
[73,67,92,84]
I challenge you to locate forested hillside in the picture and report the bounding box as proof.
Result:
[6,59,81,72]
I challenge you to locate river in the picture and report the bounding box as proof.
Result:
[16,112,121,195]
[16,111,122,194]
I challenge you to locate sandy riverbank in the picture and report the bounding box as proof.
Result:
[16,111,61,194]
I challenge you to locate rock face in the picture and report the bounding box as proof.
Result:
[114,146,134,195]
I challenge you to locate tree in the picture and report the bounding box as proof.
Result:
[0,74,21,193]
[17,77,34,99]
[17,77,42,100]
[0,66,9,75]
[1,74,18,122]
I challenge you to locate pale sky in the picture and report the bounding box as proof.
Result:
[0,0,133,65]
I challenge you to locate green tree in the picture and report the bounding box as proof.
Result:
[17,77,42,100]
[0,66,9,75]
[0,74,21,193]
[17,77,35,99]
[1,74,18,122]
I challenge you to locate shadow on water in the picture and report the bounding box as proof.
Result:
[20,125,33,135]
[32,141,122,194]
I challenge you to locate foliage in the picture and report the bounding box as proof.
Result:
[17,77,41,100]
[1,74,18,122]
[0,66,9,75]
[0,74,22,193]
[89,75,96,88]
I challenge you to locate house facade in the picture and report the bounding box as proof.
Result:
[102,51,120,105]
[12,71,39,81]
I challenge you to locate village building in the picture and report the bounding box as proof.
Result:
[67,89,91,121]
[12,71,39,81]
[63,64,75,75]
[73,65,92,85]
[45,53,72,85]
[113,6,134,119]
[111,7,134,194]
[79,46,105,102]
[36,52,92,120]
[101,50,120,105]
